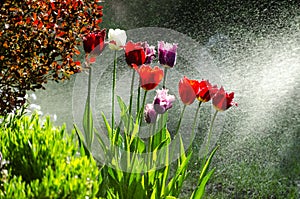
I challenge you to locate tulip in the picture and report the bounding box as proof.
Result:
[188,79,218,102]
[158,41,177,68]
[108,29,127,51]
[136,65,164,91]
[142,42,156,64]
[212,86,237,111]
[144,104,157,124]
[153,88,175,114]
[197,80,218,102]
[178,76,197,105]
[83,29,106,54]
[124,41,146,68]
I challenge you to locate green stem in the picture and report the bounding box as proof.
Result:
[112,50,117,134]
[147,121,156,197]
[137,86,141,118]
[162,67,168,88]
[127,69,136,133]
[175,104,186,136]
[87,66,92,150]
[147,123,154,164]
[124,69,136,170]
[189,101,202,149]
[139,90,148,127]
[205,110,218,157]
[129,90,148,174]
[169,104,187,165]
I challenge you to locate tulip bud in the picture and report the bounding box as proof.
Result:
[108,29,127,51]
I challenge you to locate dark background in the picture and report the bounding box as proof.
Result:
[102,0,299,43]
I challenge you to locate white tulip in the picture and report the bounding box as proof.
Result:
[108,29,127,51]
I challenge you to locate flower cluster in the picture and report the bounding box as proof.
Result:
[179,76,237,111]
[79,27,238,199]
[82,28,237,123]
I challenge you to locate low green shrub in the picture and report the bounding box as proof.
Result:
[0,110,101,198]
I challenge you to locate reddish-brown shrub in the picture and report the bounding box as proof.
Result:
[0,0,103,115]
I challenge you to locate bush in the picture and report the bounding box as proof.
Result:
[0,109,101,198]
[0,0,103,115]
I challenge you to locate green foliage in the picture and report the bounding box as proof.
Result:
[0,0,103,115]
[0,110,101,198]
[76,96,218,199]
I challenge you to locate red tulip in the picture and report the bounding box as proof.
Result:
[197,80,218,102]
[136,65,164,91]
[178,76,197,105]
[212,86,237,111]
[83,29,106,54]
[124,41,146,68]
[185,79,218,103]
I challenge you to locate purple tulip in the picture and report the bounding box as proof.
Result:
[144,104,157,123]
[158,41,178,68]
[142,42,156,64]
[153,88,175,114]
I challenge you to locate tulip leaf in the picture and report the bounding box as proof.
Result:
[166,135,192,196]
[94,128,109,157]
[198,145,219,184]
[117,96,133,134]
[152,114,169,152]
[130,137,146,153]
[83,99,94,151]
[128,181,146,199]
[166,196,177,199]
[191,168,215,199]
[130,119,140,145]
[101,112,112,139]
[73,124,90,157]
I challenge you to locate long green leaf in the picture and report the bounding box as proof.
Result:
[166,150,192,196]
[191,168,215,199]
[83,99,94,150]
[101,112,112,139]
[131,137,146,153]
[73,124,90,157]
[198,145,219,183]
[94,129,108,156]
[117,95,133,134]
[130,119,140,145]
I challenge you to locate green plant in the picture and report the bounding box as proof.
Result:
[0,108,101,198]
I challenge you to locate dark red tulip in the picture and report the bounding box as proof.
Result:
[83,29,106,54]
[124,41,146,68]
